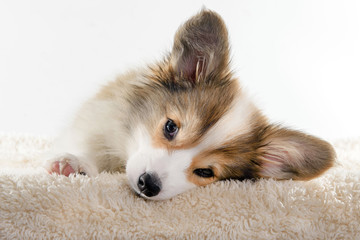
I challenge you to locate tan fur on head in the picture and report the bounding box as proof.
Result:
[134,9,335,188]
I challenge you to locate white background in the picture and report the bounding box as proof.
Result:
[1,0,359,141]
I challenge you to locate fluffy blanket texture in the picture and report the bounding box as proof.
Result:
[0,134,359,239]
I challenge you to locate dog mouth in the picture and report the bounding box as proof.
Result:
[132,187,162,200]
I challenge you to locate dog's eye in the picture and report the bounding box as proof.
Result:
[193,168,214,178]
[164,119,178,140]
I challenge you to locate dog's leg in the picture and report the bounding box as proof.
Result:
[43,129,99,177]
[44,153,98,177]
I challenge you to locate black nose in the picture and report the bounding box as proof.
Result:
[137,172,162,197]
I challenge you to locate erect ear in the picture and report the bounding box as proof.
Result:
[170,10,230,83]
[256,125,335,180]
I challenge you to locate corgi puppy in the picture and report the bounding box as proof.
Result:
[44,10,335,200]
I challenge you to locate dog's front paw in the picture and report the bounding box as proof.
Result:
[45,153,87,176]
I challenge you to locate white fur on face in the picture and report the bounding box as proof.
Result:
[199,91,257,148]
[125,126,197,200]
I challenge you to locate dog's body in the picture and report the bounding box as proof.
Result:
[44,10,335,200]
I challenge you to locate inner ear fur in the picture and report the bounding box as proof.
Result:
[256,125,336,180]
[170,9,230,83]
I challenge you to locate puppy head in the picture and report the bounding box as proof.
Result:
[125,10,335,200]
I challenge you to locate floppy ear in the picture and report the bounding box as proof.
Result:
[257,126,335,180]
[170,10,230,83]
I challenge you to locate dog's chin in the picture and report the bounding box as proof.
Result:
[139,193,167,201]
[130,184,186,201]
[133,189,174,201]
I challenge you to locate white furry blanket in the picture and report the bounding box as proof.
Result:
[0,134,359,239]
